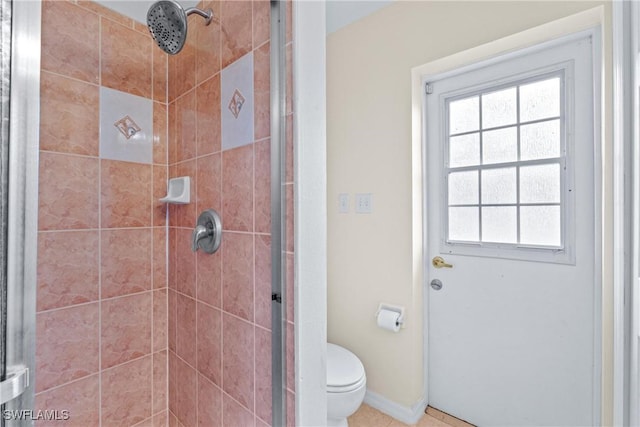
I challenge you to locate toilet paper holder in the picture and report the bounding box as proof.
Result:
[375,303,405,328]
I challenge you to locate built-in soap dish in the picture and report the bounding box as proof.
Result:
[160,176,190,204]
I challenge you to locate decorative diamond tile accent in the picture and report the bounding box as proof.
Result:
[228,89,246,119]
[113,115,142,139]
[221,52,254,151]
[99,87,152,164]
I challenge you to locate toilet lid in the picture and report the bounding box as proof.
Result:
[327,343,365,388]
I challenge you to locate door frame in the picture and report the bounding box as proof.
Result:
[292,1,328,426]
[617,0,637,425]
[412,8,605,424]
[5,0,41,420]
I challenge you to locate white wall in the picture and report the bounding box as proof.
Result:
[94,0,199,24]
[327,0,613,417]
[325,1,393,34]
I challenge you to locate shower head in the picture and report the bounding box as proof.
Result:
[147,0,213,55]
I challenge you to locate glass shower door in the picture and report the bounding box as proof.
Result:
[0,0,10,417]
[0,0,40,424]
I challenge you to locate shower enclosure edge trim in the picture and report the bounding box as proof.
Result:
[6,0,41,421]
[270,0,287,425]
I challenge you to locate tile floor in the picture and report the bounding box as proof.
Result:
[347,404,455,427]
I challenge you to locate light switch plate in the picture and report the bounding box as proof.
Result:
[338,193,349,213]
[355,193,372,214]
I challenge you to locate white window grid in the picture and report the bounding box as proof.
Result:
[443,70,567,250]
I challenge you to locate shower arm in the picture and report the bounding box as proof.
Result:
[185,7,213,25]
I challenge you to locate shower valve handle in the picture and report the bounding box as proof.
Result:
[191,209,222,254]
[191,224,212,252]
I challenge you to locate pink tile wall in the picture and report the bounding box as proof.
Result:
[37,1,168,426]
[167,0,294,426]
[37,0,295,425]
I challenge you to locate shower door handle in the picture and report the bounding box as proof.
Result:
[0,365,29,405]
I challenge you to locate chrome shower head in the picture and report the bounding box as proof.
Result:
[147,0,213,55]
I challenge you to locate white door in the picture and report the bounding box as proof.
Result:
[425,34,598,426]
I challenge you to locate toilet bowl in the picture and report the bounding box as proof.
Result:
[327,343,367,427]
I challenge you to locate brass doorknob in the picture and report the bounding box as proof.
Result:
[432,256,453,269]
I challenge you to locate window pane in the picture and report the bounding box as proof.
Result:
[482,87,517,129]
[443,72,567,253]
[448,171,478,205]
[520,164,560,203]
[449,133,480,168]
[482,127,517,165]
[520,205,561,246]
[449,207,479,241]
[521,119,560,161]
[520,77,560,122]
[449,96,479,134]
[482,206,517,243]
[481,167,516,204]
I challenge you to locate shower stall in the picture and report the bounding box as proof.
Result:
[1,0,295,425]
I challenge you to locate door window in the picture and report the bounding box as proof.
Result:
[446,73,565,249]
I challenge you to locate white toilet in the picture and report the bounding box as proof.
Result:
[327,343,367,427]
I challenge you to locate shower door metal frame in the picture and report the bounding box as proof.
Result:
[270,0,287,425]
[3,0,40,422]
[0,0,11,397]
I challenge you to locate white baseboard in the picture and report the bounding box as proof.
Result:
[363,389,428,425]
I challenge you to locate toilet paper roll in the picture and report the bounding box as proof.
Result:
[376,309,401,332]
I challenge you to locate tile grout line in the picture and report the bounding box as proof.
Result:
[219,101,226,426]
[33,372,100,398]
[164,76,170,416]
[40,68,101,90]
[218,55,225,420]
[34,292,145,316]
[151,31,155,111]
[249,29,258,411]
[193,25,201,423]
[194,202,200,425]
[97,12,103,427]
[150,108,156,418]
[253,231,257,423]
